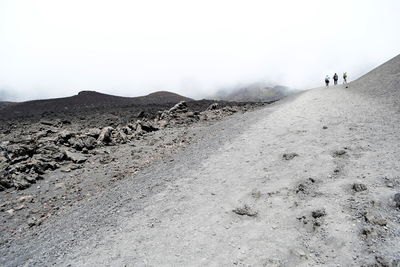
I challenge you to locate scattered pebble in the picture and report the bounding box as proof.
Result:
[282,153,299,160]
[333,150,347,157]
[312,209,326,219]
[352,183,367,192]
[232,204,258,217]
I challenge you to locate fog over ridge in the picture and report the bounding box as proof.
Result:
[0,0,399,101]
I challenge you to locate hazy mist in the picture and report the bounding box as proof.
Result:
[1,0,399,101]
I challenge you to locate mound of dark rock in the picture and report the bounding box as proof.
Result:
[0,101,262,191]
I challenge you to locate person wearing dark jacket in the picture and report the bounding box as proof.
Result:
[333,73,338,85]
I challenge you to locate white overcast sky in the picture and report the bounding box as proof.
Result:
[0,0,399,101]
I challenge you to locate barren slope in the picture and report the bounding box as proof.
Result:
[58,86,399,266]
[1,55,400,266]
[0,90,193,121]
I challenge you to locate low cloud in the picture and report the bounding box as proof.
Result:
[0,0,399,101]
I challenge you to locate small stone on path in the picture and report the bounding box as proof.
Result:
[312,209,326,218]
[282,153,299,160]
[232,205,258,217]
[352,183,367,192]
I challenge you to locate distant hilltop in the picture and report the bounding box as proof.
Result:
[0,90,193,120]
[0,84,297,121]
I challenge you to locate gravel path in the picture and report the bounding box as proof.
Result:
[2,56,400,266]
[64,85,399,266]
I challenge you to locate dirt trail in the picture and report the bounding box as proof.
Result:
[1,81,400,266]
[50,84,399,266]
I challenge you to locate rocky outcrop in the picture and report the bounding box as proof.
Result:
[0,101,259,191]
[97,127,114,143]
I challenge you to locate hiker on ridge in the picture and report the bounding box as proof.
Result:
[333,73,338,85]
[325,75,330,87]
[343,72,348,84]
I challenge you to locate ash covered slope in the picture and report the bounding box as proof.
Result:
[54,54,400,266]
[0,90,192,120]
[1,55,400,266]
[351,54,400,101]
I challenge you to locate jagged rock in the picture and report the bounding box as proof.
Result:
[135,124,143,134]
[364,213,387,226]
[82,136,97,149]
[23,175,39,184]
[25,156,59,174]
[58,130,75,142]
[223,106,239,113]
[137,121,159,133]
[157,120,169,128]
[66,135,97,150]
[10,155,30,164]
[0,178,12,191]
[121,126,132,135]
[168,101,188,113]
[127,123,137,130]
[68,137,85,150]
[114,130,128,144]
[36,144,62,157]
[64,150,87,163]
[207,103,219,110]
[5,143,36,160]
[85,128,101,138]
[35,130,50,139]
[13,178,30,190]
[97,127,114,143]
